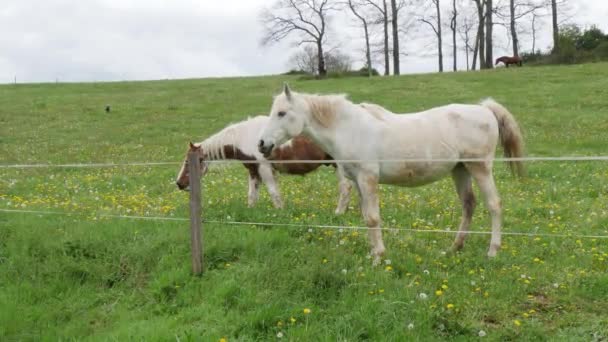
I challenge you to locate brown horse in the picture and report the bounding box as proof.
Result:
[176,116,353,213]
[495,56,523,68]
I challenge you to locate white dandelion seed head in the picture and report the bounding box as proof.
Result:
[423,269,430,275]
[277,331,284,338]
[478,330,487,337]
[384,259,392,265]
[341,269,348,274]
[308,228,313,233]
[553,282,559,288]
[407,323,414,330]
[418,293,428,300]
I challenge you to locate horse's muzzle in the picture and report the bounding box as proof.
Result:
[176,182,190,191]
[258,139,274,158]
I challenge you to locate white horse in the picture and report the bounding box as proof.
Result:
[258,84,525,264]
[175,115,354,213]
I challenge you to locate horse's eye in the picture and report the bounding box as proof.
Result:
[278,111,286,118]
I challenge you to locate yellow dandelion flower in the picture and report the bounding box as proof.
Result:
[322,258,328,264]
[446,304,455,309]
[441,284,448,290]
[303,308,311,315]
[513,320,521,327]
[290,317,296,323]
[435,290,443,296]
[385,266,393,272]
[219,338,227,342]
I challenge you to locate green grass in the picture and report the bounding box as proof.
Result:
[1,63,608,341]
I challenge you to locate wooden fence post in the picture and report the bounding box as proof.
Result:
[187,150,203,275]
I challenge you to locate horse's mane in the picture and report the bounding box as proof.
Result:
[301,93,392,126]
[199,116,265,160]
[302,93,347,128]
[359,102,390,121]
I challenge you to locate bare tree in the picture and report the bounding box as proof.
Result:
[485,0,493,68]
[457,2,477,70]
[458,14,476,70]
[363,0,391,75]
[261,0,338,76]
[288,45,352,73]
[347,0,373,77]
[288,45,319,73]
[495,0,546,57]
[449,0,458,71]
[421,0,444,72]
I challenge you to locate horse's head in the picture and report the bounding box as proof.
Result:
[175,142,209,191]
[258,83,307,158]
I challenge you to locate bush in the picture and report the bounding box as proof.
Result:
[520,24,608,66]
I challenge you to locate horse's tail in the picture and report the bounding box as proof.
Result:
[481,99,526,177]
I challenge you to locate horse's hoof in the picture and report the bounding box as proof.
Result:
[450,243,464,252]
[372,256,381,267]
[487,250,498,258]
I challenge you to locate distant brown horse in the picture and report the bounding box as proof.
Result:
[175,116,353,213]
[495,56,523,68]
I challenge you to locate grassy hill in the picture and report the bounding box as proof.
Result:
[1,63,608,340]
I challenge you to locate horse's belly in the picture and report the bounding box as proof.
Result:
[379,162,456,187]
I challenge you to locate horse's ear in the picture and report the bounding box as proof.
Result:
[189,142,199,150]
[283,82,293,102]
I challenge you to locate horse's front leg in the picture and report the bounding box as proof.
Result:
[258,164,283,208]
[335,164,352,215]
[356,172,385,265]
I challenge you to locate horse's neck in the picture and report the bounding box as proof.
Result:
[302,102,362,159]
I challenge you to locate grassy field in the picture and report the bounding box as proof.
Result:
[1,63,608,341]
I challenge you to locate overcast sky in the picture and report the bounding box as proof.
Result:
[1,0,606,83]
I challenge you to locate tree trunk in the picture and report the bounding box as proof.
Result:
[510,0,518,56]
[452,0,457,71]
[383,0,390,75]
[532,14,537,52]
[364,26,372,77]
[391,0,400,75]
[465,36,470,70]
[436,0,444,72]
[474,0,486,69]
[472,30,479,70]
[485,0,493,68]
[551,0,559,53]
[317,41,327,76]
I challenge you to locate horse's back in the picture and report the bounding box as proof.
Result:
[379,104,499,158]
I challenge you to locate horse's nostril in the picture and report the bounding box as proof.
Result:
[258,139,264,147]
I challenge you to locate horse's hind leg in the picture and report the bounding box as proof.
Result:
[258,164,283,208]
[465,162,502,257]
[335,165,353,215]
[451,164,476,251]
